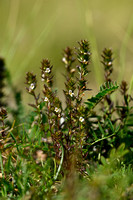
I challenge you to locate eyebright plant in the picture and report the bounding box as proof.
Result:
[25,40,122,175]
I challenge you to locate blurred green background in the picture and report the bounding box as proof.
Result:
[0,0,133,105]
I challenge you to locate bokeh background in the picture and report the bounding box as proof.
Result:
[0,0,133,106]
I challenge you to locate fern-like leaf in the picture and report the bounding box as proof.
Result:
[85,81,119,112]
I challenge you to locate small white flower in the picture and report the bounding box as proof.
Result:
[45,68,50,73]
[82,59,88,64]
[70,68,76,73]
[44,97,48,102]
[79,116,84,122]
[54,107,60,113]
[42,73,45,78]
[62,57,68,64]
[30,83,35,89]
[41,78,45,82]
[69,90,74,97]
[60,117,65,126]
[93,146,97,152]
[29,83,35,92]
[108,61,112,66]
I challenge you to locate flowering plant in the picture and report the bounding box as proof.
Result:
[25,40,120,175]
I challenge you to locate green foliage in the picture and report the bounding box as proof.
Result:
[56,145,133,200]
[85,81,119,112]
[0,40,133,199]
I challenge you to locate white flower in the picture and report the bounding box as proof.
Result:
[30,83,35,89]
[44,97,48,102]
[54,107,60,113]
[82,59,88,64]
[79,116,84,122]
[69,90,74,97]
[108,61,112,66]
[62,57,68,64]
[60,117,65,127]
[42,73,45,78]
[70,68,76,73]
[41,78,45,81]
[29,83,35,92]
[93,146,97,152]
[45,68,50,73]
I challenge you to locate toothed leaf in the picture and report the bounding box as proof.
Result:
[85,82,119,112]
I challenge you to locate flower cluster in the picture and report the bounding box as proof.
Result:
[77,40,91,76]
[101,48,114,112]
[25,72,37,94]
[40,59,53,87]
[76,40,91,107]
[101,48,113,82]
[119,80,130,121]
[39,59,63,158]
[62,47,75,72]
[61,41,92,170]
[64,78,76,101]
[120,80,128,96]
[62,47,76,136]
[25,71,45,129]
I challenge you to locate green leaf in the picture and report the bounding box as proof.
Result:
[0,151,4,178]
[85,81,118,112]
[107,118,114,132]
[98,122,105,135]
[101,156,107,166]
